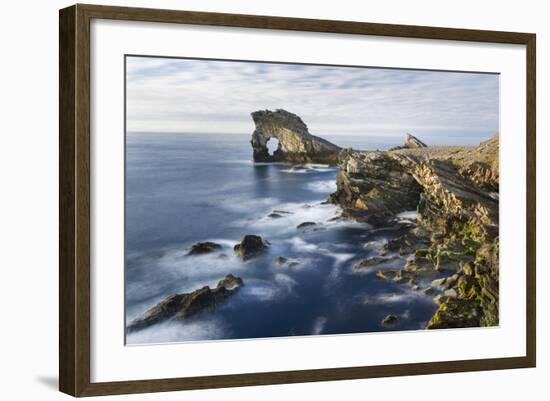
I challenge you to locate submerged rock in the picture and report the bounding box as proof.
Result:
[274,256,288,265]
[127,274,244,333]
[267,212,283,219]
[250,109,341,164]
[381,314,399,326]
[186,241,222,256]
[353,256,400,272]
[297,221,317,229]
[234,235,269,261]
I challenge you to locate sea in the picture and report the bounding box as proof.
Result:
[125,132,480,344]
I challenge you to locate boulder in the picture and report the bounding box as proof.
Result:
[234,235,269,261]
[186,241,221,256]
[381,314,399,326]
[274,256,288,266]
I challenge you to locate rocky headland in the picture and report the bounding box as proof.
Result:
[328,133,499,328]
[250,109,341,164]
[129,110,499,336]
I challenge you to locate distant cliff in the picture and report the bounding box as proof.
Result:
[250,109,341,164]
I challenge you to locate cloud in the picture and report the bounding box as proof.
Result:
[126,56,499,139]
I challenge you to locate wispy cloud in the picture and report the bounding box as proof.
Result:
[126,56,499,139]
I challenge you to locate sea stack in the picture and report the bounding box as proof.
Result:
[250,109,341,164]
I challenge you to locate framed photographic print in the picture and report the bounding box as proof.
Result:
[59,4,536,397]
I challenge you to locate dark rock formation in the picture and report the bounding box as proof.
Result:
[186,241,222,256]
[352,256,400,272]
[381,314,399,326]
[274,256,288,265]
[234,235,269,261]
[329,133,500,329]
[250,109,341,164]
[127,274,244,333]
[327,150,422,226]
[297,221,317,229]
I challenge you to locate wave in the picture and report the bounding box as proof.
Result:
[126,316,228,344]
[306,179,337,193]
[311,316,328,335]
[281,164,337,174]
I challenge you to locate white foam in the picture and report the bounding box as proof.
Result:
[280,164,336,174]
[396,210,418,220]
[311,316,328,335]
[306,180,338,193]
[126,316,228,344]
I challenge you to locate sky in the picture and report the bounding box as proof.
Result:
[126,56,499,142]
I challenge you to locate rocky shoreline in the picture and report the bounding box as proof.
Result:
[327,133,499,329]
[128,109,499,334]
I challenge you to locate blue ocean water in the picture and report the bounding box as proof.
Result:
[125,133,439,344]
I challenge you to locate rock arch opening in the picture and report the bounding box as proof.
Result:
[266,137,280,157]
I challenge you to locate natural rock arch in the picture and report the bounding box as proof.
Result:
[250,109,341,164]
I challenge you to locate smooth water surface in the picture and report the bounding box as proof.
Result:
[125,133,438,344]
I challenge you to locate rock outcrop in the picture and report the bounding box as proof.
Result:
[329,133,500,329]
[186,241,221,256]
[250,109,341,164]
[127,274,244,333]
[234,235,269,261]
[327,150,422,226]
[389,133,428,151]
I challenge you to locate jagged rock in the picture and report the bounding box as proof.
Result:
[352,256,400,272]
[328,134,500,329]
[433,294,447,306]
[389,133,428,151]
[275,256,288,265]
[186,241,222,256]
[379,232,429,256]
[234,235,269,261]
[327,150,422,226]
[444,288,458,298]
[127,274,244,333]
[381,314,399,326]
[431,278,447,287]
[422,286,436,295]
[297,221,317,229]
[250,109,341,164]
[218,274,244,290]
[405,133,427,148]
[288,261,300,268]
[376,270,390,280]
[427,297,481,329]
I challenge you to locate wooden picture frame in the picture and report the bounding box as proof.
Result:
[59,3,536,397]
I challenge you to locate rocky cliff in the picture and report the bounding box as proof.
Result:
[250,109,341,164]
[329,133,500,328]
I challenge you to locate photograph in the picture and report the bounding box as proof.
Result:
[124,56,500,344]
